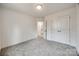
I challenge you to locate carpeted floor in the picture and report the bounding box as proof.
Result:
[1,38,78,56]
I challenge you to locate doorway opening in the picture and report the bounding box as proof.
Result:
[37,21,44,38]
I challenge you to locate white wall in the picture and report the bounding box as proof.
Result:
[0,7,2,50]
[76,4,79,53]
[44,7,77,46]
[1,7,37,48]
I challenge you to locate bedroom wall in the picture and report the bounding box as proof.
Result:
[76,4,79,53]
[0,7,2,50]
[1,7,37,48]
[44,7,76,46]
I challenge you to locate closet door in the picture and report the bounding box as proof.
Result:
[47,16,70,44]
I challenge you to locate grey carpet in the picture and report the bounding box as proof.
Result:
[1,38,78,56]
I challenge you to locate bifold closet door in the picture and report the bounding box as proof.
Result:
[47,16,70,44]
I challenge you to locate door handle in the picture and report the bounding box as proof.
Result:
[57,30,61,32]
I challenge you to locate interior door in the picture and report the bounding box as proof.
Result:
[47,16,70,44]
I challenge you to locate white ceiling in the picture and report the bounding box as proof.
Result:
[2,3,76,17]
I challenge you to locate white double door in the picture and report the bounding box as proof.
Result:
[46,16,70,44]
